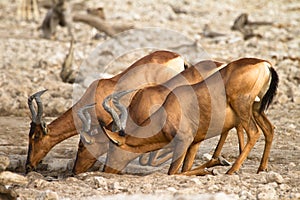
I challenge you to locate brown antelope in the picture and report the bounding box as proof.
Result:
[75,60,246,171]
[102,58,278,175]
[25,50,188,174]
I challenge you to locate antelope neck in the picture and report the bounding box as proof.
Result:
[47,108,79,144]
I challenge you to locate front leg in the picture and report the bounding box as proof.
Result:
[180,131,231,176]
[181,143,200,172]
[168,132,194,175]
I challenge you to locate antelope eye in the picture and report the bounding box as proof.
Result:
[32,133,40,140]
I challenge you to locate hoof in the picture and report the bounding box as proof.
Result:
[218,156,231,166]
[257,168,268,174]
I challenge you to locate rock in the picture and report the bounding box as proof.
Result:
[208,184,219,191]
[110,181,125,191]
[31,178,50,189]
[0,171,28,186]
[0,184,18,199]
[190,177,201,185]
[36,190,59,200]
[277,94,289,104]
[290,193,300,199]
[26,171,45,184]
[166,187,177,192]
[0,155,10,172]
[90,176,108,189]
[257,184,277,200]
[202,153,212,161]
[294,96,300,104]
[266,171,284,184]
[239,190,255,200]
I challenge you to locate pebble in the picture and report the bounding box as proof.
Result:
[266,171,284,184]
[0,171,28,186]
[202,153,212,161]
[257,184,277,200]
[0,155,10,172]
[32,179,50,189]
[277,94,289,104]
[190,177,201,185]
[36,190,59,200]
[288,162,296,171]
[166,187,177,192]
[92,176,108,189]
[239,190,255,200]
[110,182,125,191]
[208,184,219,191]
[294,96,300,104]
[26,171,44,182]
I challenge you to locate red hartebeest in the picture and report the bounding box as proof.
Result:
[26,50,188,174]
[75,60,246,172]
[102,58,278,175]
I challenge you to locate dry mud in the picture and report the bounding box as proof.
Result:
[0,0,299,199]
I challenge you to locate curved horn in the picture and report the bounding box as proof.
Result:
[77,103,96,132]
[102,94,122,131]
[77,103,96,144]
[103,89,136,131]
[112,89,136,130]
[28,89,47,123]
[28,96,37,123]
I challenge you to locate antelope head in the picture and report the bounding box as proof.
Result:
[26,89,49,173]
[102,89,136,136]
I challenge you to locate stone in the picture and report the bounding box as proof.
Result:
[0,171,28,186]
[277,94,289,104]
[294,96,300,104]
[0,184,18,199]
[190,177,201,185]
[288,162,296,169]
[266,171,284,184]
[239,190,255,200]
[166,187,177,192]
[110,181,125,191]
[92,176,108,189]
[0,155,10,172]
[202,153,212,161]
[36,190,59,200]
[257,184,277,200]
[26,171,44,182]
[32,178,50,189]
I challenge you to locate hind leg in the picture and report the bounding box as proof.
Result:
[227,116,261,174]
[236,124,245,154]
[253,111,274,173]
[226,97,261,174]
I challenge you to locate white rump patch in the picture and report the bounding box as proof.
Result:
[255,96,261,102]
[166,56,185,73]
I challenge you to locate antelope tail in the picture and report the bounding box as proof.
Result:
[259,67,279,113]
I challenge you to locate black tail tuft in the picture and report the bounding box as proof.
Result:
[184,61,190,69]
[259,67,279,113]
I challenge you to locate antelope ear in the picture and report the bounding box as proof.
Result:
[104,128,125,146]
[41,121,48,135]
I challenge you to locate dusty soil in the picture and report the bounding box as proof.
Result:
[0,0,299,199]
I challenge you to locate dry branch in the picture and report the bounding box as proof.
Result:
[73,14,134,37]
